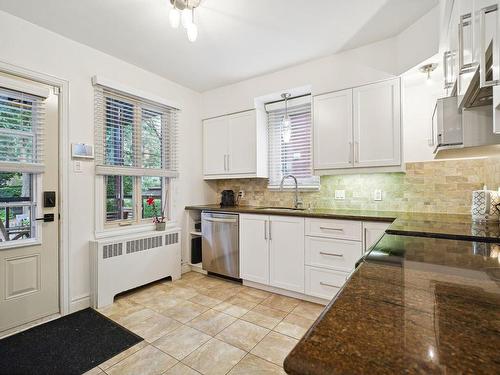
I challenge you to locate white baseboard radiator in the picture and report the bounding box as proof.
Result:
[90,229,182,308]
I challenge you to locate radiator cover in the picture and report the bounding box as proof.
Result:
[90,229,181,308]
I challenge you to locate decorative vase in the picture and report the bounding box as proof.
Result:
[156,222,166,231]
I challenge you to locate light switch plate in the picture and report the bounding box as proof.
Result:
[373,189,382,201]
[73,160,82,173]
[335,190,345,200]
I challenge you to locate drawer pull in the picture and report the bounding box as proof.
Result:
[319,226,344,231]
[319,251,343,257]
[320,281,340,288]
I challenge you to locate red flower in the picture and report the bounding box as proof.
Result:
[147,197,155,206]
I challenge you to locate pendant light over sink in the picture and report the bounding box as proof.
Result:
[169,0,201,42]
[281,93,292,143]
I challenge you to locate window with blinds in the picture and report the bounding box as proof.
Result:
[94,86,178,177]
[266,95,319,188]
[94,84,179,224]
[0,87,45,173]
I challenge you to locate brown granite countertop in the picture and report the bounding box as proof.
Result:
[185,204,398,222]
[284,234,500,374]
[185,204,500,241]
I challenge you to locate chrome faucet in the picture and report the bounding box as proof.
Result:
[280,174,303,209]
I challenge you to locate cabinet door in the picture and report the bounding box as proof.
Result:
[313,89,353,170]
[353,79,401,168]
[240,214,269,285]
[269,216,305,293]
[203,117,228,175]
[228,111,256,174]
[362,221,390,253]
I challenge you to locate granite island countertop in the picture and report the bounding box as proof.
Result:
[283,234,500,374]
[185,204,500,242]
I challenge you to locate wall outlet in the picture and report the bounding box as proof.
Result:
[238,190,245,199]
[335,190,346,200]
[373,189,382,201]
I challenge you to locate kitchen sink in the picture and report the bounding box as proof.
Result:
[256,206,306,211]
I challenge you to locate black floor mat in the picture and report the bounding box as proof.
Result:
[0,308,143,375]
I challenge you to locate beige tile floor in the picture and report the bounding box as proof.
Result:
[86,272,325,375]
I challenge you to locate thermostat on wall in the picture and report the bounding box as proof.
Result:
[72,143,94,159]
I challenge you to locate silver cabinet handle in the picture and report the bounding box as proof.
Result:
[458,13,475,74]
[363,227,367,253]
[226,154,230,171]
[348,141,353,164]
[354,141,359,164]
[269,221,272,241]
[479,5,499,87]
[319,226,344,231]
[320,281,340,288]
[223,155,227,171]
[443,50,455,89]
[319,251,343,257]
[264,220,267,240]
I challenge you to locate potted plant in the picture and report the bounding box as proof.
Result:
[146,197,166,231]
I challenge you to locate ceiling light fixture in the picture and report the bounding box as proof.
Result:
[419,63,438,81]
[281,93,292,144]
[169,0,201,42]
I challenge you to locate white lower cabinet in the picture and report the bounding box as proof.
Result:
[305,266,349,300]
[240,215,389,301]
[239,214,305,293]
[240,214,269,285]
[363,221,391,253]
[305,236,362,273]
[269,216,305,293]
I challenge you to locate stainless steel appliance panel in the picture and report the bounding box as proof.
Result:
[201,212,239,278]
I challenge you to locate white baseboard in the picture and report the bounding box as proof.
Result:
[181,262,191,274]
[70,294,91,313]
[243,280,329,305]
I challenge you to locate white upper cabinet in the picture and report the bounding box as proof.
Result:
[227,111,257,174]
[313,89,353,169]
[203,116,228,176]
[203,110,267,179]
[353,78,401,168]
[313,78,401,172]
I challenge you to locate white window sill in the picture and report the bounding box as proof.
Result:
[95,221,180,240]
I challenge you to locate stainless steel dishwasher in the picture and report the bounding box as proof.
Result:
[201,212,239,278]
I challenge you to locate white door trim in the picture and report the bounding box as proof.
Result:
[0,60,70,316]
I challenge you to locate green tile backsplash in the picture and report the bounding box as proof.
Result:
[215,157,500,214]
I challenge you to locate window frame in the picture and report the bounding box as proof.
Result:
[93,82,179,234]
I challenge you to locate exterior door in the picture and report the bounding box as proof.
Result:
[269,216,305,293]
[203,116,228,176]
[0,74,59,335]
[353,79,401,167]
[313,89,353,170]
[239,214,269,285]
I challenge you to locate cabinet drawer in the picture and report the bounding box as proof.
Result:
[305,218,362,241]
[305,266,349,300]
[305,237,362,272]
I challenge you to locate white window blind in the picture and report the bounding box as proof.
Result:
[94,86,179,177]
[0,87,45,173]
[266,95,319,188]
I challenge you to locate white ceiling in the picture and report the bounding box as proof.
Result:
[0,0,438,92]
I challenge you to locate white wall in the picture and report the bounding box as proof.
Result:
[0,10,214,312]
[201,37,399,119]
[201,7,441,164]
